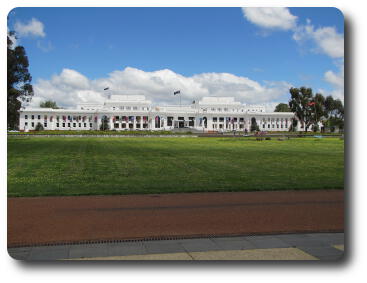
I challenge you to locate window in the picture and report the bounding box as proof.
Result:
[263,124,265,128]
[32,115,34,120]
[25,122,28,126]
[272,124,275,128]
[268,124,270,128]
[89,123,92,128]
[79,123,81,127]
[31,122,34,127]
[25,115,28,119]
[73,123,76,127]
[239,118,244,122]
[62,123,65,127]
[126,106,131,110]
[213,117,218,122]
[114,123,119,128]
[219,117,224,122]
[136,124,141,128]
[56,123,59,127]
[133,106,138,110]
[277,125,279,128]
[121,123,126,128]
[84,123,87,127]
[44,122,47,127]
[68,123,71,127]
[38,115,41,119]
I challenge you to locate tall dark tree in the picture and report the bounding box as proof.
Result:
[324,96,344,132]
[40,100,59,109]
[100,115,110,131]
[7,32,34,129]
[288,87,325,132]
[250,117,259,132]
[274,103,291,112]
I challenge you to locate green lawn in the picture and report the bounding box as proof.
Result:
[7,137,344,197]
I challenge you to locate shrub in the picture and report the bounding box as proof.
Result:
[35,122,44,131]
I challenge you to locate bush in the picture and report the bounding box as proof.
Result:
[265,137,271,140]
[35,122,44,131]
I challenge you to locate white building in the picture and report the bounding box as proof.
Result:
[19,95,296,132]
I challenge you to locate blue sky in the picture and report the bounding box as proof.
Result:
[7,7,344,109]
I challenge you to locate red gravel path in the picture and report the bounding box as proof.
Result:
[7,190,344,247]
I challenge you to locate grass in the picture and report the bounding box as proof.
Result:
[7,137,344,197]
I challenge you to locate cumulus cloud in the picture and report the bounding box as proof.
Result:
[242,7,297,31]
[323,64,344,100]
[293,23,344,58]
[30,67,292,109]
[7,31,17,48]
[14,18,45,38]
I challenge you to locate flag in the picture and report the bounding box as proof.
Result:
[308,101,316,106]
[174,90,180,95]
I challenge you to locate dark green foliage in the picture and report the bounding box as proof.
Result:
[324,96,344,132]
[274,103,291,112]
[35,122,44,131]
[100,115,110,131]
[250,117,260,132]
[288,87,343,133]
[40,100,59,109]
[7,33,34,129]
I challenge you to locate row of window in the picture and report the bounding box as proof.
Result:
[114,123,149,129]
[262,124,289,129]
[111,106,150,111]
[202,108,264,113]
[24,122,94,128]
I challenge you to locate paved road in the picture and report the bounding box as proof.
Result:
[7,190,344,247]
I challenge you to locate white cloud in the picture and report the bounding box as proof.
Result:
[29,67,292,109]
[242,7,297,30]
[36,40,53,52]
[293,23,344,58]
[14,18,45,38]
[7,31,17,48]
[323,64,344,100]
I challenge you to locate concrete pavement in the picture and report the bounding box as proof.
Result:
[8,232,344,261]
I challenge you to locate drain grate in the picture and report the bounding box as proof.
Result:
[7,229,343,249]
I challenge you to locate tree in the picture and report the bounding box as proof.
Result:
[35,122,44,131]
[274,103,291,112]
[7,32,34,130]
[324,96,344,132]
[250,117,259,132]
[288,87,325,133]
[40,100,59,109]
[100,115,110,131]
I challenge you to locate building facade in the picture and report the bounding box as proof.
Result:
[19,95,296,132]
